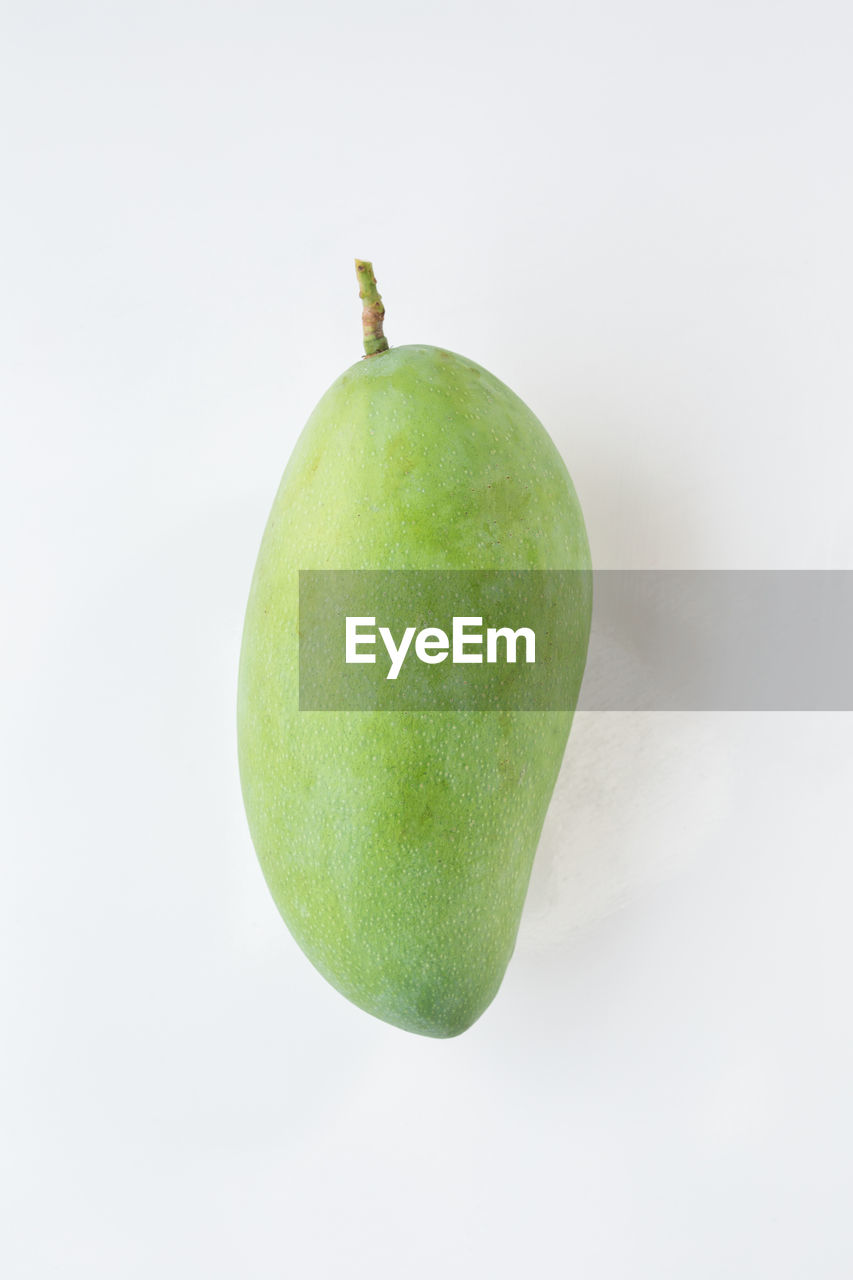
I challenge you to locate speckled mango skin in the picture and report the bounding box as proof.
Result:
[237,344,591,1037]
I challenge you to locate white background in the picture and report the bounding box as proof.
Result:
[3,2,853,1275]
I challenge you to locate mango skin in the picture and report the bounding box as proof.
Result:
[237,344,591,1037]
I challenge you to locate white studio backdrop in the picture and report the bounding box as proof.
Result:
[2,2,852,1276]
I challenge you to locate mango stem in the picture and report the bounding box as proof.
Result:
[355,259,390,357]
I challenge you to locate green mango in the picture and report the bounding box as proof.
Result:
[237,263,592,1037]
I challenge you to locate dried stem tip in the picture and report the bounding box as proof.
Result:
[355,259,390,357]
